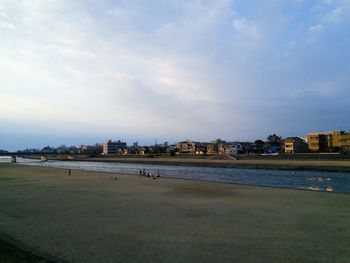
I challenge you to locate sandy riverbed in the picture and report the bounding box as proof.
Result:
[1,163,350,262]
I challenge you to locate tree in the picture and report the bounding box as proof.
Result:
[267,134,282,146]
[254,140,264,145]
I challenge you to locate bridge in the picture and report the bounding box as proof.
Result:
[0,152,44,156]
[0,153,91,163]
[0,152,89,157]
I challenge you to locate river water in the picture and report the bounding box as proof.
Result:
[1,157,350,194]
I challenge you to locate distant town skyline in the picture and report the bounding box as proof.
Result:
[1,129,349,152]
[1,1,349,151]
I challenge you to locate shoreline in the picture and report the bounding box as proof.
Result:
[68,157,350,173]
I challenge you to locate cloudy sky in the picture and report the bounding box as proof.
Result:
[0,0,349,150]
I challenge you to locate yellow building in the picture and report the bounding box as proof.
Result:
[331,131,350,151]
[308,133,330,152]
[307,131,350,152]
[284,137,307,154]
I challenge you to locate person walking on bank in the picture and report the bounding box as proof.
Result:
[68,169,71,176]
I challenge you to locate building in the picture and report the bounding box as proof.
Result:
[103,140,127,155]
[138,147,146,155]
[176,140,197,154]
[308,131,350,152]
[206,139,226,154]
[206,143,217,154]
[331,131,350,152]
[218,143,233,155]
[218,142,243,156]
[284,137,308,154]
[195,143,207,154]
[308,133,331,152]
[78,144,103,154]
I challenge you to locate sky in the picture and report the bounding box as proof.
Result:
[0,0,349,151]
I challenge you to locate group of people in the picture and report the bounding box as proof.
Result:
[139,169,160,179]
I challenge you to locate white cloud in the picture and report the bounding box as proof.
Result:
[232,18,260,39]
[0,8,16,31]
[307,24,324,43]
[0,11,9,19]
[309,23,324,32]
[0,0,349,145]
[2,59,38,80]
[0,21,16,30]
[323,7,343,23]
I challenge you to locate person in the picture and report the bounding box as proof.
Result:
[157,170,160,178]
[139,169,142,176]
[68,169,71,176]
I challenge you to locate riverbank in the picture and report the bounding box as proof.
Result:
[1,163,350,262]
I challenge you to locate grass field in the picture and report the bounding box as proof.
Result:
[0,238,50,263]
[1,163,350,262]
